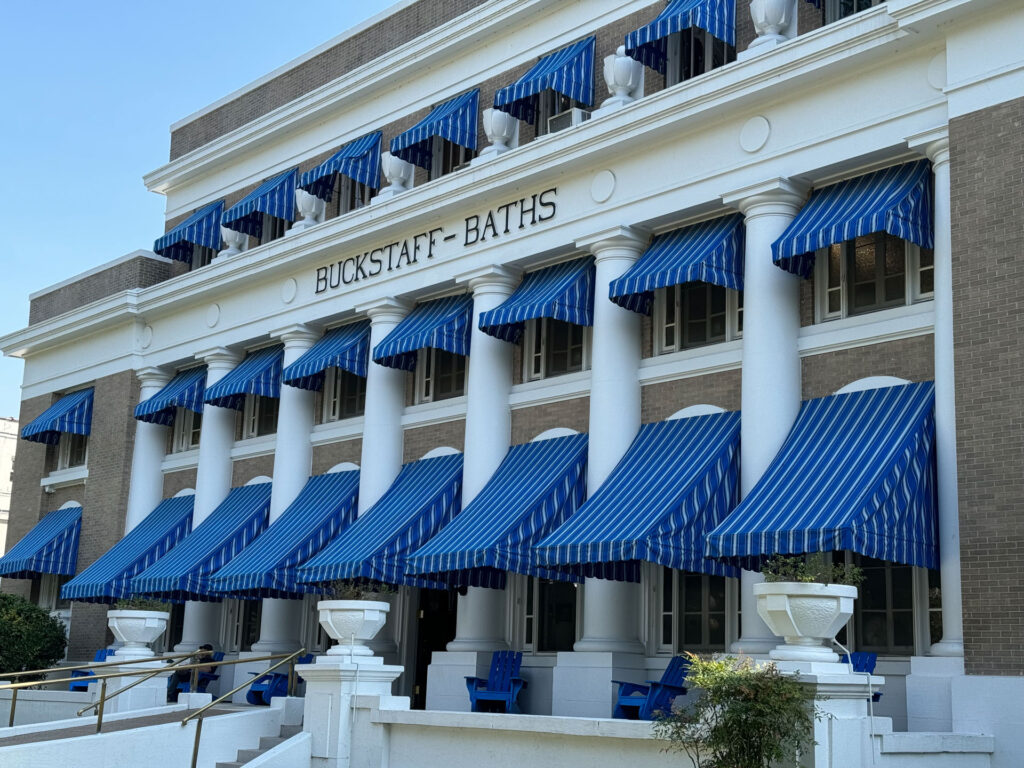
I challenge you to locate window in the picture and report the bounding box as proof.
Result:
[36,573,71,612]
[656,283,743,354]
[429,137,475,181]
[190,245,217,271]
[259,213,288,245]
[523,577,578,652]
[533,90,589,137]
[416,349,466,404]
[331,174,374,217]
[57,432,88,470]
[659,568,728,652]
[816,233,933,321]
[172,408,202,453]
[664,28,735,87]
[242,395,279,438]
[824,0,883,24]
[524,318,590,381]
[222,598,262,653]
[323,368,366,421]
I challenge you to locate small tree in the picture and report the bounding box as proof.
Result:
[0,594,68,675]
[653,654,815,768]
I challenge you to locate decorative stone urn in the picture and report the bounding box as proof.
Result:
[600,46,644,111]
[317,600,390,658]
[219,225,248,258]
[746,0,797,55]
[107,609,170,659]
[753,582,857,662]
[289,188,326,234]
[373,152,415,202]
[476,107,518,161]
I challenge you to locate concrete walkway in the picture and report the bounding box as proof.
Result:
[0,707,235,747]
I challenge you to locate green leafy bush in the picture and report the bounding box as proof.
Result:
[325,579,396,600]
[761,554,863,587]
[0,594,68,675]
[113,597,169,612]
[653,654,816,768]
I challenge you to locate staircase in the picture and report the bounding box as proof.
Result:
[215,722,304,768]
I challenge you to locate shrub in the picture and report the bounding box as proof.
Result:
[761,554,863,587]
[0,594,68,675]
[653,654,816,768]
[113,597,169,612]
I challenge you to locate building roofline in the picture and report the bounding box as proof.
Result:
[28,250,171,301]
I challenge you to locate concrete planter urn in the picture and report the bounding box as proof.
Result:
[317,600,390,658]
[753,582,857,662]
[107,609,170,659]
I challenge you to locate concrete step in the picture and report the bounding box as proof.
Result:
[214,762,245,768]
[257,735,286,751]
[279,723,302,738]
[875,732,994,768]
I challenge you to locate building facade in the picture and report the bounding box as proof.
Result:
[1,0,1022,763]
[0,417,17,558]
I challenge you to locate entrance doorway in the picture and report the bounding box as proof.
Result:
[411,588,458,709]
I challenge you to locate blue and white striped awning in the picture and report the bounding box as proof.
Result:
[493,37,596,123]
[478,257,595,343]
[61,496,194,603]
[221,168,299,238]
[21,389,94,445]
[131,483,272,602]
[296,453,463,588]
[705,382,938,569]
[405,433,588,589]
[207,471,360,599]
[282,322,371,391]
[389,90,480,170]
[203,346,284,411]
[609,215,744,314]
[624,0,736,73]
[134,367,206,426]
[372,295,473,371]
[773,160,934,278]
[153,201,224,263]
[300,132,382,201]
[0,506,82,579]
[535,414,740,582]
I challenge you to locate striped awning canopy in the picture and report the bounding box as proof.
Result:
[61,496,194,603]
[131,483,272,602]
[221,168,299,238]
[296,453,463,588]
[773,160,934,278]
[624,0,736,73]
[372,295,473,371]
[705,382,938,570]
[203,346,284,410]
[389,90,479,170]
[404,433,588,589]
[493,37,596,123]
[282,322,371,391]
[21,389,94,445]
[478,257,595,343]
[535,413,740,582]
[153,201,224,263]
[207,471,360,599]
[0,506,82,579]
[134,367,207,426]
[609,215,743,314]
[300,132,382,201]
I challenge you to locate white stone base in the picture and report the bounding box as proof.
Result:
[100,662,171,714]
[424,651,491,712]
[951,674,1024,768]
[905,655,964,732]
[551,651,645,718]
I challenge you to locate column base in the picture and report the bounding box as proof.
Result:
[906,655,965,732]
[929,639,964,657]
[551,651,646,718]
[425,651,492,712]
[444,637,509,652]
[729,635,777,656]
[572,637,645,654]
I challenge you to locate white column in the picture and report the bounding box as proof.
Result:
[124,367,172,533]
[573,226,647,654]
[356,299,411,513]
[252,325,320,654]
[176,348,242,652]
[917,134,963,657]
[724,179,807,655]
[446,266,520,652]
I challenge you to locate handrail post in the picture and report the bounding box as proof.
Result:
[8,687,17,727]
[190,716,203,768]
[287,657,297,697]
[189,664,198,694]
[96,679,108,733]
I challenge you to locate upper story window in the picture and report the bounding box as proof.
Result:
[323,368,366,422]
[825,0,884,24]
[664,28,735,87]
[656,283,743,354]
[57,432,88,470]
[331,174,374,217]
[172,408,202,453]
[259,214,288,245]
[429,137,475,181]
[816,232,933,321]
[416,349,466,404]
[534,91,590,137]
[522,577,577,653]
[659,567,729,653]
[189,246,217,271]
[524,318,590,381]
[242,395,279,439]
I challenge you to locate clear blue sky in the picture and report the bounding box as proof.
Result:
[0,0,399,419]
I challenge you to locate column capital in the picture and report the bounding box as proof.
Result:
[722,177,808,217]
[194,346,243,373]
[135,366,172,389]
[455,264,521,297]
[270,322,321,350]
[356,296,412,325]
[575,225,649,256]
[907,126,950,168]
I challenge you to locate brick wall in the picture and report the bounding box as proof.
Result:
[29,255,174,325]
[163,469,198,498]
[801,335,934,400]
[641,369,742,422]
[231,454,276,487]
[511,397,589,445]
[312,438,363,474]
[403,420,466,463]
[949,96,1024,676]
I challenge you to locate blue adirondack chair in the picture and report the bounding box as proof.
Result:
[174,651,225,695]
[840,652,882,702]
[246,654,314,705]
[69,648,116,691]
[465,650,528,713]
[613,655,690,720]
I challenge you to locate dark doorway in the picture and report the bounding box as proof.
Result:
[411,588,458,709]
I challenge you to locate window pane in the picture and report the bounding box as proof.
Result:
[891,565,913,608]
[859,612,887,648]
[683,615,702,645]
[683,574,702,612]
[544,319,584,377]
[918,247,934,294]
[892,611,914,648]
[662,615,673,646]
[256,396,279,436]
[860,566,887,610]
[708,613,725,647]
[662,567,673,612]
[707,576,725,612]
[537,580,577,652]
[827,245,842,289]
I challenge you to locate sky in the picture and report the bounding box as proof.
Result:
[0,0,400,419]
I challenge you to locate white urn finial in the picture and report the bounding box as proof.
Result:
[372,152,416,204]
[288,188,326,235]
[218,226,248,258]
[471,108,518,166]
[597,46,644,114]
[743,0,798,58]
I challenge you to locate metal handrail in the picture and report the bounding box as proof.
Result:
[181,647,307,768]
[1,651,197,680]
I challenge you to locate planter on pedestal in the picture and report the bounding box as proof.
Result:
[316,600,390,658]
[107,609,170,659]
[753,582,857,662]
